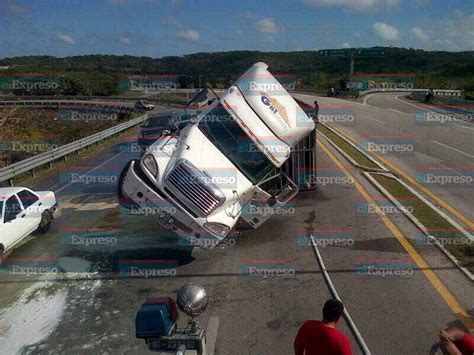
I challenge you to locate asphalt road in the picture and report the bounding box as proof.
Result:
[0,111,472,354]
[294,92,474,225]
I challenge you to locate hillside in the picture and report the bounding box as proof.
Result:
[1,48,473,91]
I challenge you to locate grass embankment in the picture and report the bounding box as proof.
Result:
[317,124,379,169]
[372,174,473,271]
[0,107,138,167]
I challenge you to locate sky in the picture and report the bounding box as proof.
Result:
[0,0,473,58]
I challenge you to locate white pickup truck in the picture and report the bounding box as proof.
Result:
[0,187,58,255]
[118,62,315,245]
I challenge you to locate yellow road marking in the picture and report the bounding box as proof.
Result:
[317,138,474,332]
[326,125,473,229]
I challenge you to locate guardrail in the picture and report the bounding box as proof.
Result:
[359,88,465,97]
[0,99,135,112]
[0,113,149,185]
[409,92,474,113]
[0,96,190,109]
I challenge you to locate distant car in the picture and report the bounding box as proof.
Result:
[0,187,58,256]
[135,100,155,111]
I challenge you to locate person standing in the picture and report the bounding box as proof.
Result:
[294,299,353,355]
[313,100,319,124]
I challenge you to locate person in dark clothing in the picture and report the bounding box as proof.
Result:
[294,299,352,355]
[425,88,434,103]
[313,100,319,124]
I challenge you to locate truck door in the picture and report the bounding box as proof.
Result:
[240,173,299,229]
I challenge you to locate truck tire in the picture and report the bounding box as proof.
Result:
[38,211,52,233]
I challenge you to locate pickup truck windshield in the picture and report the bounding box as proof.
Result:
[199,106,275,184]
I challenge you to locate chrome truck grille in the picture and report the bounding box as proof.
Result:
[165,159,225,216]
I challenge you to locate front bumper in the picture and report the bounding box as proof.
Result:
[120,160,225,245]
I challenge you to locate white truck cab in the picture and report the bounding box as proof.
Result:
[119,62,315,245]
[0,187,58,255]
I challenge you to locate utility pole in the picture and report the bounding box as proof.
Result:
[349,49,355,82]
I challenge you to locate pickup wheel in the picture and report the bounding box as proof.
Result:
[38,211,52,233]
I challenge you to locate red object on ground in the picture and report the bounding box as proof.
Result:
[455,332,474,355]
[294,320,352,355]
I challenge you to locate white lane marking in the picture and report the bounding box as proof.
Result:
[394,95,420,109]
[54,152,123,194]
[453,123,474,132]
[396,95,474,131]
[388,108,405,114]
[432,140,474,159]
[358,114,386,124]
[310,236,372,354]
[363,94,373,105]
[206,316,220,355]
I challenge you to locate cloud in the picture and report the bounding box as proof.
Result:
[257,18,279,34]
[176,29,200,42]
[57,33,75,45]
[410,27,429,41]
[234,29,244,37]
[342,42,351,48]
[6,3,29,16]
[161,17,184,28]
[372,22,399,40]
[302,0,400,12]
[412,11,473,50]
[119,36,131,44]
[238,11,256,20]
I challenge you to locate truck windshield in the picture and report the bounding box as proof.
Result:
[199,106,275,184]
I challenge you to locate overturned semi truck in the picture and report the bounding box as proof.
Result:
[118,62,315,246]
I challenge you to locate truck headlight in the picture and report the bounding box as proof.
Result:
[143,154,159,178]
[203,222,230,238]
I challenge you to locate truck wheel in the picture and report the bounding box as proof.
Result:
[38,211,52,233]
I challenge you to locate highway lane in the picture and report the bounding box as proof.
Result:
[295,92,474,225]
[0,122,472,353]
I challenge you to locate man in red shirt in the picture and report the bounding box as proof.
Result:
[438,327,474,355]
[294,299,353,355]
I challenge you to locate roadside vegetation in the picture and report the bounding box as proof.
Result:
[0,47,473,94]
[317,124,379,169]
[0,107,136,167]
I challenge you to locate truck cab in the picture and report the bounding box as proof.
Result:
[118,62,315,245]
